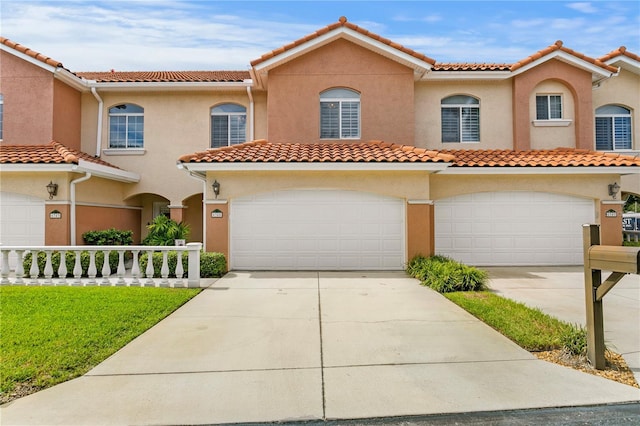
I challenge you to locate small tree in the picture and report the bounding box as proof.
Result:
[142,216,190,246]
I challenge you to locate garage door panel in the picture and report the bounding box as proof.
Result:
[231,190,405,270]
[436,191,594,266]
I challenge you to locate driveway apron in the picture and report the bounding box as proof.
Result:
[1,271,639,425]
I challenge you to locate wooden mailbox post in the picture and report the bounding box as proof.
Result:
[583,224,640,369]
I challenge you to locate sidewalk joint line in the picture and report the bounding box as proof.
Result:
[317,271,326,420]
[322,358,538,370]
[86,366,321,377]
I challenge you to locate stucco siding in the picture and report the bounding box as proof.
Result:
[414,80,513,150]
[266,39,415,144]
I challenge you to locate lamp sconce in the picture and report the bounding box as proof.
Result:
[608,182,620,199]
[212,180,220,199]
[46,181,58,199]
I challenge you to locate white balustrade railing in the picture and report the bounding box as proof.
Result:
[0,243,202,288]
[624,230,640,243]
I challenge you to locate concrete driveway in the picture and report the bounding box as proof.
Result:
[1,271,639,425]
[485,266,640,383]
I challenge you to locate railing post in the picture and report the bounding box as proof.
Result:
[14,250,25,285]
[159,251,170,287]
[57,251,68,286]
[29,250,40,285]
[583,224,606,369]
[144,250,155,287]
[87,251,98,285]
[186,243,202,288]
[0,250,10,285]
[72,250,83,286]
[100,250,111,286]
[43,250,54,285]
[116,250,126,286]
[130,250,141,286]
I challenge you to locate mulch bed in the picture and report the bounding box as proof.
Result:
[534,349,639,388]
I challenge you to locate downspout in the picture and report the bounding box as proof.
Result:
[70,172,92,244]
[246,86,254,141]
[91,87,103,157]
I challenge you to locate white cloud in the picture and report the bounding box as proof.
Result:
[567,2,598,14]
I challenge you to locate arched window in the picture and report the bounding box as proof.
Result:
[211,103,246,148]
[441,95,479,143]
[320,88,360,139]
[108,103,144,148]
[595,105,632,151]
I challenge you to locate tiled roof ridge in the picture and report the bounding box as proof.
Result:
[510,40,618,73]
[433,63,512,71]
[1,37,65,69]
[598,46,640,63]
[250,16,436,67]
[51,140,79,163]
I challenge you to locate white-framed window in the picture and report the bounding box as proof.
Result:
[595,105,632,151]
[320,88,360,139]
[108,104,144,148]
[0,94,4,140]
[536,94,562,120]
[441,95,480,143]
[211,103,246,148]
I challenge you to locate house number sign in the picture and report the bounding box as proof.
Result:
[211,209,223,218]
[49,210,62,219]
[605,209,617,218]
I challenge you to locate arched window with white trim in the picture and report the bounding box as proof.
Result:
[441,95,480,143]
[211,103,246,148]
[595,105,632,151]
[320,88,360,139]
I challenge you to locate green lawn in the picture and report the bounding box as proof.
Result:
[0,286,200,400]
[444,291,572,351]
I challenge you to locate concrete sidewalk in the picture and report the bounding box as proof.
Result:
[485,266,640,384]
[1,271,639,425]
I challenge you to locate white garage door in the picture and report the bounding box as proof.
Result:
[435,192,595,266]
[0,192,45,268]
[231,190,405,270]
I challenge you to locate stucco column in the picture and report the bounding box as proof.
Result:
[45,203,71,245]
[599,201,624,246]
[406,201,435,260]
[206,201,229,260]
[168,205,186,223]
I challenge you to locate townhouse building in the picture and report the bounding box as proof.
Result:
[1,17,639,270]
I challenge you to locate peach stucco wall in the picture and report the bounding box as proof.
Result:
[529,80,576,149]
[75,205,141,245]
[593,69,639,151]
[407,203,435,258]
[266,39,415,144]
[52,79,82,150]
[45,204,70,245]
[414,79,513,149]
[513,59,594,151]
[0,51,54,144]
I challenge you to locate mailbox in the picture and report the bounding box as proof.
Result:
[588,245,640,274]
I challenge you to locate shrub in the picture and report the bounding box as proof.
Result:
[82,228,133,246]
[139,251,226,278]
[561,323,588,356]
[406,255,488,293]
[23,251,119,278]
[142,216,190,246]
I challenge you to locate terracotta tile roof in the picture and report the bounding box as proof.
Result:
[598,46,640,63]
[510,40,618,73]
[0,37,65,69]
[179,140,454,164]
[0,141,120,168]
[433,63,511,71]
[439,148,640,167]
[76,70,251,83]
[250,16,436,67]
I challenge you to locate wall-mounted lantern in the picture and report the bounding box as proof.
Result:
[608,182,620,199]
[212,180,221,199]
[46,181,58,199]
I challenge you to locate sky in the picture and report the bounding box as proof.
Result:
[1,1,639,72]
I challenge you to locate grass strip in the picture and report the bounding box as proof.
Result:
[0,286,200,398]
[444,291,571,351]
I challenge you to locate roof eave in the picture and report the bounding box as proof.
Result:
[423,71,512,81]
[251,26,433,86]
[511,51,616,81]
[0,160,140,182]
[86,80,253,92]
[603,56,640,75]
[439,166,640,175]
